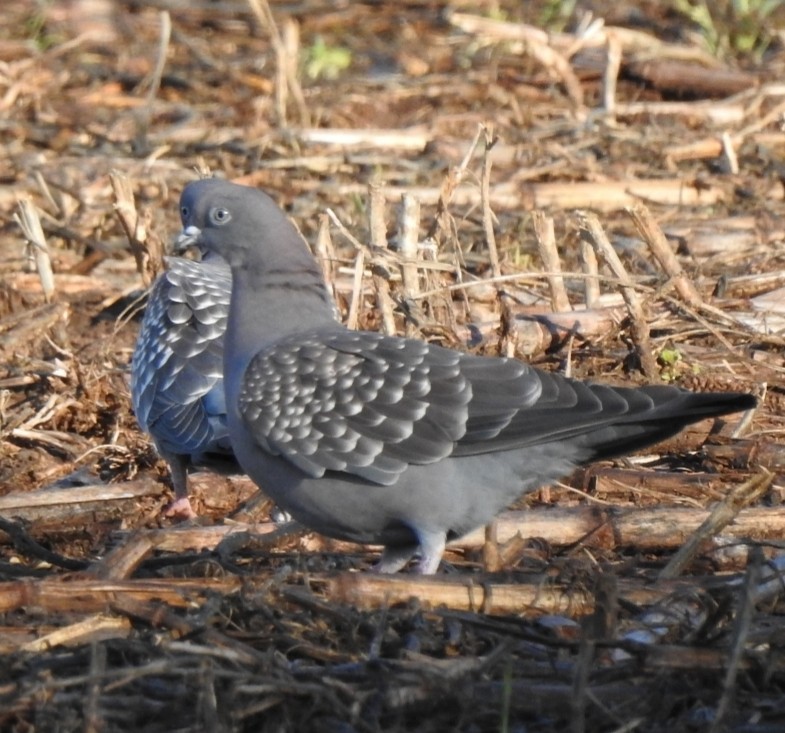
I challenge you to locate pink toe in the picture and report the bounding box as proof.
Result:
[164,497,198,520]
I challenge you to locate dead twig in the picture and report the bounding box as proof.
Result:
[110,171,165,286]
[712,548,762,731]
[246,0,309,126]
[368,180,397,336]
[659,470,773,580]
[578,211,658,378]
[532,210,571,313]
[14,198,55,304]
[133,10,171,152]
[628,203,703,310]
[398,193,423,337]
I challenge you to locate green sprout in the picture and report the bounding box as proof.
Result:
[304,36,352,81]
[658,345,684,382]
[23,2,62,50]
[539,0,578,32]
[671,0,785,59]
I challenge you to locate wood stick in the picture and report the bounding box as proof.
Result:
[659,471,773,579]
[14,198,55,303]
[602,31,622,117]
[298,127,430,150]
[21,614,132,653]
[246,0,308,126]
[323,554,785,617]
[714,549,762,730]
[577,211,658,377]
[583,466,744,504]
[504,305,625,357]
[318,571,723,617]
[625,59,757,98]
[132,10,170,150]
[642,642,785,673]
[345,248,365,331]
[0,480,167,527]
[716,269,785,299]
[720,131,739,175]
[455,503,785,553]
[110,170,164,287]
[532,211,571,312]
[703,439,785,471]
[368,180,397,336]
[579,238,601,308]
[56,498,785,578]
[519,28,584,111]
[323,572,596,616]
[313,212,338,305]
[0,577,240,614]
[398,193,422,338]
[89,521,301,580]
[479,125,502,281]
[628,203,703,309]
[615,100,746,125]
[340,178,727,213]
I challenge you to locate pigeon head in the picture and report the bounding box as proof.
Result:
[175,179,299,270]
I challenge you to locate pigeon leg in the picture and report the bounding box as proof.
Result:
[162,451,197,520]
[374,544,418,574]
[414,530,447,575]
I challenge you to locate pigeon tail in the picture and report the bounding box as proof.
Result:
[581,388,757,462]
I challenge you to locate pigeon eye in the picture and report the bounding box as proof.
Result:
[180,205,189,220]
[210,207,231,225]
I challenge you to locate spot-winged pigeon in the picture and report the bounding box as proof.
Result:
[175,178,756,573]
[131,255,233,519]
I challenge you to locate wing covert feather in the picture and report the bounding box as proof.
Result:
[239,331,472,484]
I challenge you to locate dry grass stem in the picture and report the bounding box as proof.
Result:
[628,203,703,310]
[368,180,397,336]
[602,31,622,118]
[480,126,502,279]
[399,193,422,337]
[579,238,601,308]
[134,10,170,148]
[712,549,763,731]
[659,470,773,580]
[532,210,571,312]
[345,248,365,331]
[578,211,658,377]
[339,177,727,212]
[721,131,740,175]
[110,171,164,286]
[14,198,55,303]
[246,0,308,126]
[298,128,430,150]
[313,213,337,302]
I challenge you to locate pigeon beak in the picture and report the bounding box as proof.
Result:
[174,225,203,254]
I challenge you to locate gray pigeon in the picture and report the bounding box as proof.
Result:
[176,179,757,573]
[131,255,233,519]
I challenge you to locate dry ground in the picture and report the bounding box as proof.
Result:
[2,1,785,731]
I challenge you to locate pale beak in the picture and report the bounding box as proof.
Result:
[173,225,202,254]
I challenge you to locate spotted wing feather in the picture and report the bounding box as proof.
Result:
[240,331,476,484]
[131,257,232,456]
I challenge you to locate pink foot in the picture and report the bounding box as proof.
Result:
[163,496,197,520]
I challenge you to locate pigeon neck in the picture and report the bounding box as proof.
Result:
[226,255,337,356]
